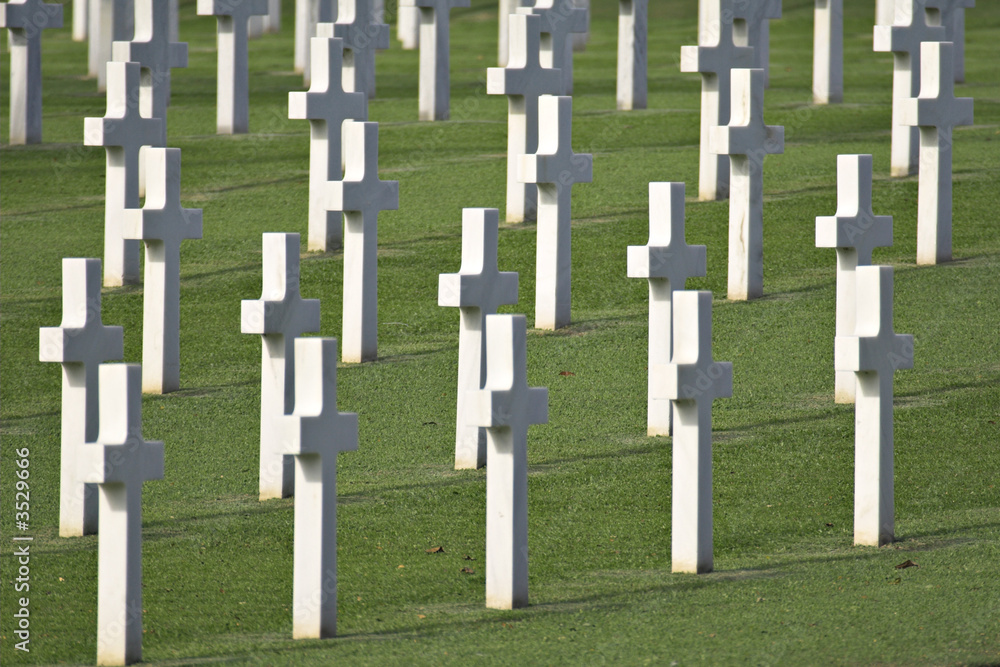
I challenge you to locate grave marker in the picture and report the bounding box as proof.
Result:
[401,0,470,121]
[88,0,131,91]
[39,258,124,537]
[470,314,548,609]
[73,0,86,40]
[0,0,63,144]
[242,233,321,500]
[517,0,587,95]
[617,0,647,111]
[812,0,843,104]
[301,0,335,86]
[903,40,973,265]
[710,67,784,301]
[732,0,781,88]
[328,121,399,363]
[835,266,913,546]
[334,0,390,98]
[438,208,519,469]
[925,0,974,83]
[398,2,418,50]
[627,183,707,437]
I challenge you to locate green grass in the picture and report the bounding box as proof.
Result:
[2,0,1000,664]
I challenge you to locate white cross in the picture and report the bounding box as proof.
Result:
[242,233,321,500]
[680,0,754,202]
[438,208,519,470]
[496,0,526,65]
[289,34,367,252]
[328,121,399,363]
[0,0,62,144]
[398,1,419,50]
[277,338,358,639]
[653,290,732,574]
[123,148,203,395]
[627,183,707,437]
[334,0,390,98]
[731,0,781,88]
[112,0,188,141]
[84,61,165,287]
[617,0,648,111]
[516,0,587,95]
[73,0,86,40]
[923,0,974,83]
[487,13,562,223]
[835,266,913,546]
[299,0,336,86]
[39,258,123,537]
[400,0,470,121]
[874,0,946,177]
[88,0,131,91]
[77,364,164,666]
[469,314,548,609]
[816,154,893,404]
[519,94,592,331]
[812,0,843,104]
[875,0,893,26]
[903,41,973,265]
[710,67,784,301]
[571,0,589,51]
[197,0,269,134]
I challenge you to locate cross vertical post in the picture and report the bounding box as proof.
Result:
[516,0,587,95]
[334,0,390,98]
[401,0,470,121]
[812,0,843,104]
[0,0,63,144]
[616,0,647,111]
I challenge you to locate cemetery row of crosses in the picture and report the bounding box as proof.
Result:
[6,0,974,663]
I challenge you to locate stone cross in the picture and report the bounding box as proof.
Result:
[73,0,86,40]
[112,0,188,142]
[84,61,165,287]
[334,0,390,98]
[0,0,62,145]
[617,0,647,111]
[653,290,732,574]
[470,314,548,609]
[519,94,592,331]
[289,34,367,252]
[731,0,781,88]
[487,13,562,223]
[627,183,707,437]
[710,67,784,301]
[835,266,913,546]
[496,0,525,65]
[401,0,470,121]
[812,0,842,104]
[875,0,893,26]
[516,0,587,95]
[816,154,893,404]
[299,0,336,86]
[123,148,203,395]
[903,41,973,265]
[874,0,945,177]
[925,0,974,83]
[169,0,178,41]
[39,258,124,538]
[242,233,321,500]
[328,121,399,363]
[438,208,519,470]
[77,364,164,666]
[680,0,754,202]
[571,0,589,51]
[197,0,269,135]
[398,4,418,49]
[278,338,358,639]
[88,0,131,91]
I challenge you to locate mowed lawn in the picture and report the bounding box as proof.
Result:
[2,0,999,664]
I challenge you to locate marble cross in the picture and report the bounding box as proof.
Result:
[680,0,754,202]
[334,0,390,98]
[112,0,188,141]
[496,0,525,65]
[875,0,893,26]
[438,208,519,470]
[816,154,893,404]
[924,0,974,83]
[812,0,842,104]
[731,0,781,88]
[169,0,178,41]
[470,314,548,609]
[84,61,165,287]
[516,0,587,95]
[0,0,62,144]
[616,0,648,111]
[242,233,321,500]
[77,364,164,666]
[73,0,86,40]
[487,13,562,223]
[289,34,367,252]
[873,0,945,177]
[123,148,203,395]
[299,0,336,86]
[519,95,592,331]
[401,0,470,121]
[654,290,732,574]
[278,338,359,639]
[88,0,131,91]
[39,258,124,538]
[398,2,419,50]
[197,0,269,134]
[710,67,784,301]
[328,121,400,363]
[903,41,973,265]
[835,266,913,547]
[627,183,707,437]
[571,0,589,51]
